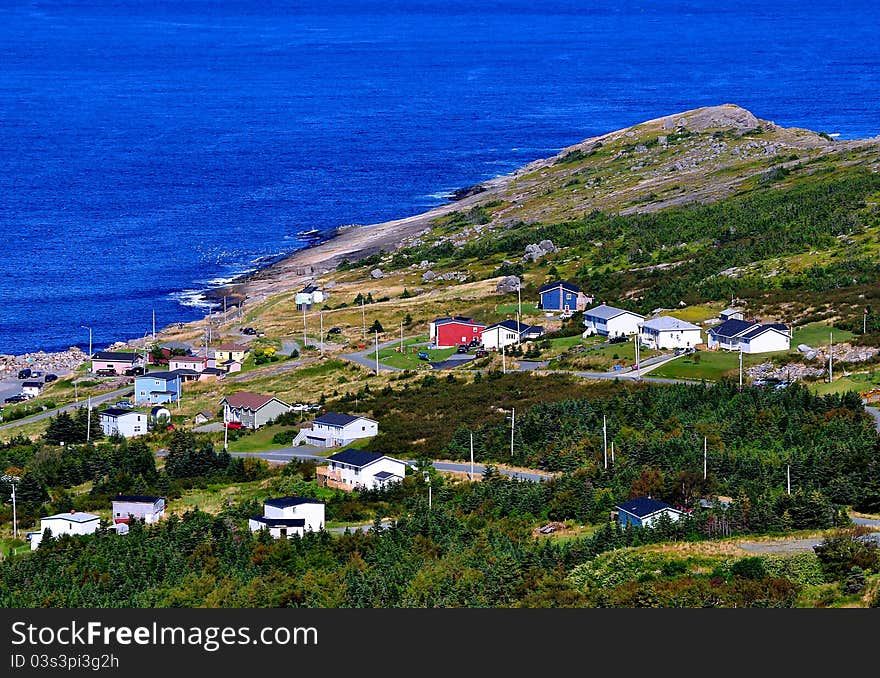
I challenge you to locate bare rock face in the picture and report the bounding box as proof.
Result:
[421,270,436,283]
[495,275,521,293]
[370,268,384,279]
[523,239,559,262]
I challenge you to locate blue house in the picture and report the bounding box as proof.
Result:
[538,281,591,313]
[134,372,182,405]
[616,497,683,528]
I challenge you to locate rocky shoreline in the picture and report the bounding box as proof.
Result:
[0,347,89,378]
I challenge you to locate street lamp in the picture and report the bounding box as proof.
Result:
[423,471,432,509]
[2,474,20,540]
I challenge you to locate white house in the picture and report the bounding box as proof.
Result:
[582,304,645,338]
[292,412,378,448]
[221,391,291,429]
[248,497,325,539]
[21,381,43,398]
[638,316,703,350]
[111,495,166,524]
[99,408,147,438]
[719,308,744,322]
[481,320,545,350]
[707,319,791,354]
[30,510,100,550]
[295,284,326,311]
[616,497,683,529]
[317,450,406,491]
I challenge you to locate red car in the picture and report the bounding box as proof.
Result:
[225,421,242,429]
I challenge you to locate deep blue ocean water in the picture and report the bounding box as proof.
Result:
[2,0,880,355]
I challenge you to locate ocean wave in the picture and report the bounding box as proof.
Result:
[169,289,215,310]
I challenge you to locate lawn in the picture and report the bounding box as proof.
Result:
[168,478,339,516]
[650,349,787,381]
[227,424,300,453]
[379,345,456,369]
[495,301,539,315]
[0,538,29,558]
[807,369,880,396]
[792,321,855,348]
[666,304,722,324]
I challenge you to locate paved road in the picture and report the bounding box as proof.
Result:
[0,386,132,430]
[231,447,554,481]
[340,338,407,373]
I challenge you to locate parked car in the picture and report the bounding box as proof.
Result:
[456,344,469,354]
[115,400,133,409]
[474,349,488,358]
[44,373,58,383]
[95,368,116,377]
[240,327,256,335]
[328,327,342,334]
[4,394,27,404]
[17,368,31,379]
[225,421,243,429]
[417,351,430,361]
[306,404,322,412]
[608,335,629,344]
[124,366,145,376]
[468,338,482,348]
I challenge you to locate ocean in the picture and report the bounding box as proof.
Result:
[2,0,879,355]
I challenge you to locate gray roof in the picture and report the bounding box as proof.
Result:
[640,316,701,332]
[373,471,400,480]
[584,304,644,321]
[720,308,742,316]
[135,372,179,382]
[43,511,100,523]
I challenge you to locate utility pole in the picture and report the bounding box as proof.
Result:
[152,309,156,341]
[320,310,324,356]
[703,436,707,481]
[469,432,475,481]
[223,408,229,452]
[374,330,380,376]
[423,471,432,509]
[738,349,743,390]
[510,407,515,458]
[634,333,641,380]
[303,307,307,348]
[787,464,791,495]
[603,414,608,469]
[400,321,404,354]
[86,395,92,442]
[611,440,615,465]
[502,344,506,374]
[2,475,19,540]
[864,307,868,335]
[361,297,366,341]
[516,282,522,344]
[828,331,833,383]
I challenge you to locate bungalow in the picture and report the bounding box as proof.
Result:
[429,316,486,348]
[99,408,147,438]
[317,450,406,491]
[20,381,43,398]
[168,355,207,372]
[706,319,791,354]
[111,495,166,524]
[134,372,181,404]
[30,510,100,550]
[582,304,645,338]
[213,344,249,365]
[295,283,326,311]
[194,410,214,425]
[292,412,378,448]
[537,281,593,313]
[90,351,144,375]
[221,391,291,430]
[481,320,546,350]
[719,308,744,322]
[248,497,325,539]
[638,316,702,350]
[616,497,683,528]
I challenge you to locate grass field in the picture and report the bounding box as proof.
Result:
[227,425,300,453]
[379,345,455,369]
[650,349,786,380]
[495,302,539,315]
[792,321,855,348]
[807,369,880,396]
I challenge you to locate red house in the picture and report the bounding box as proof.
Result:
[429,316,486,348]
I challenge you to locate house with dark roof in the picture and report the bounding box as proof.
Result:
[537,281,593,313]
[220,391,291,429]
[295,283,326,311]
[99,408,147,438]
[111,495,166,524]
[90,351,145,375]
[582,304,645,338]
[429,316,486,348]
[615,497,684,528]
[481,320,545,350]
[318,450,406,491]
[248,496,325,538]
[707,319,791,354]
[168,355,208,373]
[292,412,378,448]
[20,381,44,398]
